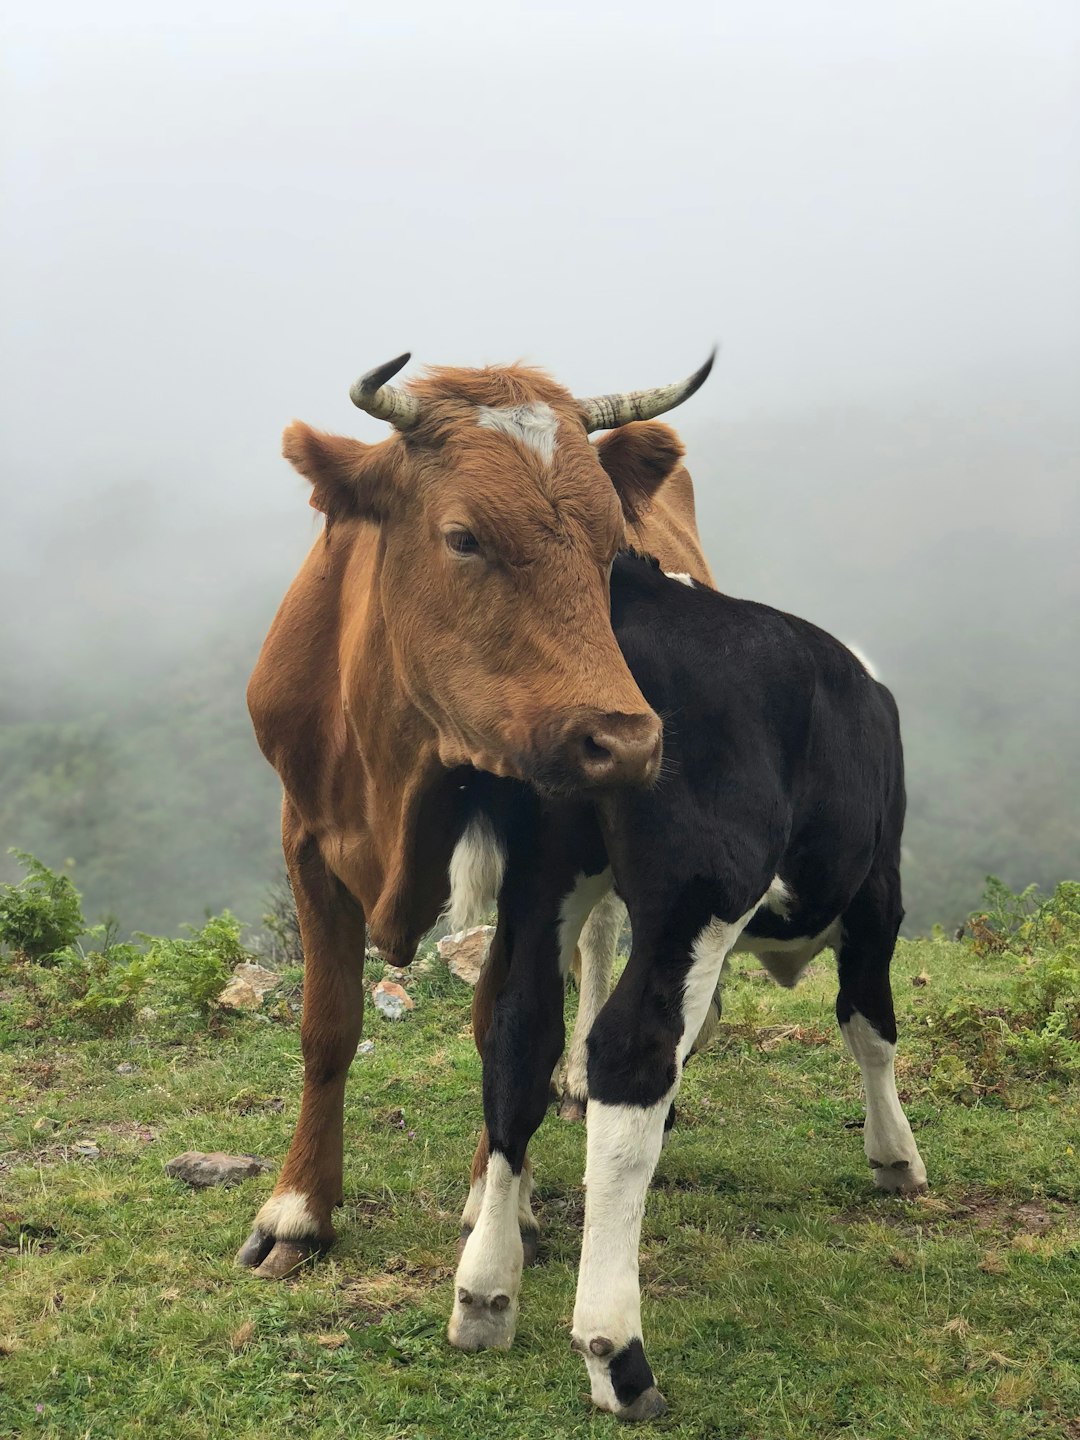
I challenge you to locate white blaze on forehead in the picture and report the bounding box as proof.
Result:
[663,571,695,587]
[476,402,560,463]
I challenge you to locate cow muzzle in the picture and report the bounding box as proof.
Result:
[530,709,663,794]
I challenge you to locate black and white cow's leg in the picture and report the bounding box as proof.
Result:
[459,924,541,1265]
[560,888,623,1121]
[449,895,574,1351]
[572,903,760,1420]
[837,868,927,1195]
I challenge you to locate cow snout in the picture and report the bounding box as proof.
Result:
[569,711,663,788]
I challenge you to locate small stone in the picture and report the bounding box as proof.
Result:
[216,963,280,1011]
[358,1040,375,1055]
[371,980,414,1020]
[137,1006,159,1024]
[436,926,495,986]
[73,1142,100,1160]
[116,1062,138,1075]
[32,1116,59,1134]
[164,1151,273,1188]
[218,978,260,1010]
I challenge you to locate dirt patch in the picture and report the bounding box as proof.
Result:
[338,1255,451,1322]
[831,1189,1076,1237]
[13,1059,58,1090]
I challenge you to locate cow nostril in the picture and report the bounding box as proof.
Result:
[583,735,612,765]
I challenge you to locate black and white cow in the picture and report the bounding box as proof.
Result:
[447,551,926,1420]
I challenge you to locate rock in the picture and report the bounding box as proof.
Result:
[358,1040,375,1055]
[73,1142,100,1160]
[437,926,495,986]
[217,963,281,1012]
[217,978,261,1010]
[137,1006,159,1025]
[371,979,415,1020]
[116,1062,138,1075]
[164,1152,273,1188]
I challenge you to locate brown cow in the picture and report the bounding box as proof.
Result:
[237,354,715,1279]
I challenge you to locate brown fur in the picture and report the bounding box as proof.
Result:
[242,363,714,1268]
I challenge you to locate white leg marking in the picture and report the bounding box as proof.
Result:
[563,888,623,1105]
[557,869,614,979]
[842,1012,927,1193]
[573,1093,673,1412]
[460,1159,536,1236]
[254,1188,320,1239]
[572,900,761,1414]
[476,402,560,462]
[449,1154,523,1349]
[679,903,761,1062]
[446,814,505,931]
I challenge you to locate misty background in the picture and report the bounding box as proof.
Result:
[2,1,1077,936]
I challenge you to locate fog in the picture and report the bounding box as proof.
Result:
[2,0,1078,933]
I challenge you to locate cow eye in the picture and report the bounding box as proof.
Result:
[445,529,480,557]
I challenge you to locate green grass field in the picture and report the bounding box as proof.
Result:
[2,938,1078,1439]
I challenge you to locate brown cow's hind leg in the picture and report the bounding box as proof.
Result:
[237,826,366,1279]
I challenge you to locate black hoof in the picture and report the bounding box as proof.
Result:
[236,1229,274,1269]
[617,1386,668,1423]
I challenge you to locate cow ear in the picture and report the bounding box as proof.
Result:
[282,422,398,525]
[593,421,686,524]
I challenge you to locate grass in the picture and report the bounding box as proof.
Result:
[2,939,1079,1439]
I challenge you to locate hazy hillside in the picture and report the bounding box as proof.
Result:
[2,385,1077,936]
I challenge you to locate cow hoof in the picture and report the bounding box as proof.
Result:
[616,1387,668,1423]
[236,1229,320,1278]
[447,1287,518,1351]
[870,1156,928,1196]
[458,1223,539,1267]
[558,1094,587,1122]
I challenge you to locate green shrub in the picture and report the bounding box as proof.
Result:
[0,850,86,963]
[1,852,255,1038]
[139,912,246,1020]
[923,879,1080,1091]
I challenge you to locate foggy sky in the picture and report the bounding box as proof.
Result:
[2,0,1079,662]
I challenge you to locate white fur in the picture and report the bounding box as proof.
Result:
[679,903,761,1061]
[564,888,624,1103]
[254,1188,319,1240]
[763,874,794,917]
[477,402,560,463]
[663,570,695,587]
[460,1163,536,1235]
[573,1092,674,1410]
[447,814,505,931]
[449,1153,524,1347]
[841,1012,926,1189]
[557,870,614,978]
[734,920,841,988]
[844,642,880,681]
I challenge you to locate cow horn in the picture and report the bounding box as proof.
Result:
[578,349,717,433]
[349,352,422,431]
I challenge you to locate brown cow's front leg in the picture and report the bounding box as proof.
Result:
[237,830,366,1279]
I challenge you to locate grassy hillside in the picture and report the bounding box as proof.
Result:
[2,898,1079,1438]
